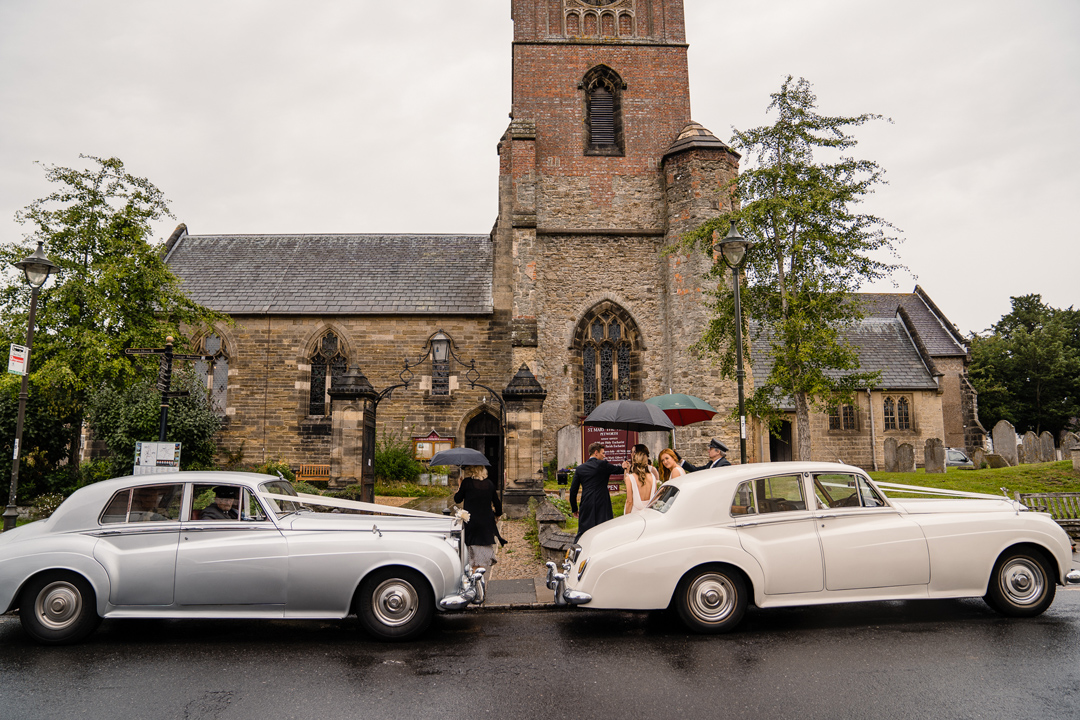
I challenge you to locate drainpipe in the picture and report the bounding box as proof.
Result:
[867,388,878,471]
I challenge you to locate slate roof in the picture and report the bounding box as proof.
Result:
[750,318,940,410]
[165,233,493,315]
[858,286,967,357]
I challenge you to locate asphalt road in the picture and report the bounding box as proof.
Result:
[2,589,1078,720]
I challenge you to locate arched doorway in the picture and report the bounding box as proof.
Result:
[465,412,503,493]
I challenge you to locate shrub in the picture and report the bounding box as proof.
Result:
[374,427,422,482]
[32,493,66,519]
[249,458,296,481]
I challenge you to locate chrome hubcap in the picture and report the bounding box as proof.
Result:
[1001,558,1045,606]
[372,578,418,627]
[35,581,82,630]
[688,573,736,624]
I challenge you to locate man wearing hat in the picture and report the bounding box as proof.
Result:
[200,486,240,520]
[701,438,732,470]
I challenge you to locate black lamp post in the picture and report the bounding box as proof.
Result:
[714,222,751,465]
[3,241,58,532]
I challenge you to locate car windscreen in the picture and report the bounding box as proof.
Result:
[258,479,303,515]
[650,484,679,513]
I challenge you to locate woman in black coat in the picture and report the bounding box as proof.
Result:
[453,465,502,573]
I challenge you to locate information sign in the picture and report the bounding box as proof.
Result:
[8,344,28,375]
[581,425,637,491]
[133,441,182,475]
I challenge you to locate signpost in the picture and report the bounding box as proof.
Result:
[7,344,28,375]
[124,337,213,442]
[134,441,182,475]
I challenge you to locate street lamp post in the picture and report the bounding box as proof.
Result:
[714,222,751,465]
[3,241,58,532]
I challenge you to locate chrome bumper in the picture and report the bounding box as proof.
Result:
[545,558,592,606]
[438,567,487,610]
[1065,569,1080,585]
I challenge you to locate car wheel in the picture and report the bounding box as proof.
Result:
[985,549,1056,617]
[356,567,434,641]
[19,571,101,645]
[675,565,747,634]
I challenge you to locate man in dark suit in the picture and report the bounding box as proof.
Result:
[701,438,732,469]
[569,442,626,541]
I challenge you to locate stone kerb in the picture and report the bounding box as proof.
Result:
[896,443,916,473]
[992,420,1017,466]
[1039,431,1056,462]
[1022,431,1039,465]
[924,438,946,474]
[884,437,898,473]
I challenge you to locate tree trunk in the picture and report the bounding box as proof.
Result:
[794,391,812,461]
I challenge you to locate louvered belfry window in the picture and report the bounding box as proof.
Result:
[590,86,616,146]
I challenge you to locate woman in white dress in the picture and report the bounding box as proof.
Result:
[658,448,686,484]
[623,449,656,515]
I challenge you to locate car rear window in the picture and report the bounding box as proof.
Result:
[100,484,184,524]
[650,484,679,513]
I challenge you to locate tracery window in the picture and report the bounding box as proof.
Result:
[883,395,912,431]
[581,65,625,156]
[309,331,347,416]
[194,334,228,417]
[580,307,635,415]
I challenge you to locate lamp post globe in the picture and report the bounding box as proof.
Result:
[4,241,58,532]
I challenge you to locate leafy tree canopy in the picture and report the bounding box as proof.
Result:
[682,77,903,460]
[969,294,1079,437]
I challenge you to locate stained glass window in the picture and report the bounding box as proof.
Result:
[581,308,635,415]
[309,332,347,416]
[897,397,911,430]
[883,396,896,430]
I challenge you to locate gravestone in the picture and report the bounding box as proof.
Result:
[972,447,987,470]
[1022,431,1039,465]
[1073,447,1080,473]
[884,437,898,473]
[924,438,946,473]
[986,453,1011,469]
[992,420,1017,466]
[1040,431,1056,462]
[896,443,916,473]
[1063,432,1080,457]
[1017,444,1026,464]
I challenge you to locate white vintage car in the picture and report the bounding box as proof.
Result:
[0,472,484,644]
[547,462,1080,632]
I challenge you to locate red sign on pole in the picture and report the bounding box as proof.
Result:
[581,425,637,492]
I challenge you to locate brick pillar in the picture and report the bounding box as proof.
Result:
[501,364,547,519]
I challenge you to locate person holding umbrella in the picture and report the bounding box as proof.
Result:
[569,442,627,541]
[453,465,502,576]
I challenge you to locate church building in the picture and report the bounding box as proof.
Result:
[165,1,979,510]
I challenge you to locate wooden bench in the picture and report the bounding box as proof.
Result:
[296,464,332,484]
[1015,492,1080,538]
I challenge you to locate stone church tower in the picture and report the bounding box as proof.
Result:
[496,0,742,465]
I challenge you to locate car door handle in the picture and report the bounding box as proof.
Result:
[817,514,837,520]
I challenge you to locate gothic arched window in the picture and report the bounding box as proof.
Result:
[576,304,639,415]
[309,331,347,416]
[883,394,913,431]
[194,334,228,417]
[581,65,626,156]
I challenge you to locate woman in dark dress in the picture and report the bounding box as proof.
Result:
[453,465,502,574]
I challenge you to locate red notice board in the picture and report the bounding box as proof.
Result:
[582,425,637,493]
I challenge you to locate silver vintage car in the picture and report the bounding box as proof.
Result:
[0,471,484,644]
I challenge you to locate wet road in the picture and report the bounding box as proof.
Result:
[1,589,1078,720]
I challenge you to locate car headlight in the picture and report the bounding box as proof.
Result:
[577,558,589,581]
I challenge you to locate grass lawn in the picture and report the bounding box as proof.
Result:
[870,461,1080,496]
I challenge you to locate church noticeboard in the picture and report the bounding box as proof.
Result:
[582,425,637,492]
[413,430,453,461]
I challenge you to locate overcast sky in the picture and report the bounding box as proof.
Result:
[1,0,1076,335]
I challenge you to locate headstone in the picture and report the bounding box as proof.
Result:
[896,443,916,473]
[986,453,1011,469]
[924,438,946,474]
[1017,444,1026,465]
[1022,431,1039,465]
[1063,432,1080,457]
[884,437,898,473]
[1040,431,1056,462]
[1073,447,1080,473]
[972,447,987,470]
[992,420,1017,466]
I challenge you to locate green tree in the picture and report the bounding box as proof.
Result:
[969,295,1080,437]
[85,369,222,479]
[0,155,225,491]
[683,77,902,460]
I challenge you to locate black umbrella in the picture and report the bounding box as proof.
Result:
[428,447,491,467]
[583,400,676,432]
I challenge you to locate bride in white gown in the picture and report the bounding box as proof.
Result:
[623,448,656,515]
